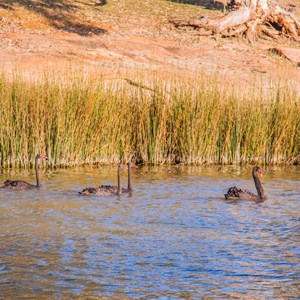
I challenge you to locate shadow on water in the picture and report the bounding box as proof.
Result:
[0,165,299,299]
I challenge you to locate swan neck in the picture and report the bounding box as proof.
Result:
[117,166,122,195]
[253,170,264,199]
[128,163,132,192]
[35,155,40,187]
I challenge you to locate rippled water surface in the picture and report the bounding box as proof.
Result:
[0,165,299,299]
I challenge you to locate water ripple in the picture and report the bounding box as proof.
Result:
[0,166,299,299]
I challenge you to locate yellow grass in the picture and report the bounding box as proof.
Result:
[0,70,299,168]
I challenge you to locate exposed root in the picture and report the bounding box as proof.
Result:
[170,2,300,42]
[221,24,247,37]
[260,25,279,39]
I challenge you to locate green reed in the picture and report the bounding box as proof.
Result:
[0,71,299,168]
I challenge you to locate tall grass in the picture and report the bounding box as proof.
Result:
[0,71,299,168]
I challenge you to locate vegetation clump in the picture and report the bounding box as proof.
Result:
[0,72,299,167]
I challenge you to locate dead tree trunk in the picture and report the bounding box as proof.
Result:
[170,0,300,42]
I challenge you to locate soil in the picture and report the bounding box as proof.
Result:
[1,0,300,89]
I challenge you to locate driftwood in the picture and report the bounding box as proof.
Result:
[170,0,300,42]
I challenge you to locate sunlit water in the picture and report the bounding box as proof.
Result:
[0,165,299,299]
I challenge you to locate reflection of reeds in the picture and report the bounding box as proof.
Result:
[0,72,299,168]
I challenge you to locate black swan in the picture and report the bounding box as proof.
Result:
[98,162,138,194]
[79,164,123,196]
[2,154,48,190]
[225,166,265,201]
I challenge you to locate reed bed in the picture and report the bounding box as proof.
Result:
[0,71,299,168]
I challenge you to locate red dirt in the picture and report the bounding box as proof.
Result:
[1,1,300,89]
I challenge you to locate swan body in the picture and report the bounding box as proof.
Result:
[2,154,48,190]
[3,180,37,190]
[79,162,138,196]
[79,186,120,196]
[225,166,265,201]
[79,164,123,196]
[225,186,257,200]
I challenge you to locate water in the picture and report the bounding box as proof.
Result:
[0,165,299,299]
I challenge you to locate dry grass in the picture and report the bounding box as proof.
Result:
[1,0,298,34]
[0,0,207,34]
[0,70,299,168]
[0,1,299,169]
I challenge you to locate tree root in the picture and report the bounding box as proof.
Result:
[170,3,300,42]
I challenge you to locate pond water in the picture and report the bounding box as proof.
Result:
[0,165,299,299]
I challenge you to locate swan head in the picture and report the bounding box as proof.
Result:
[128,162,138,169]
[37,154,48,161]
[254,166,263,177]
